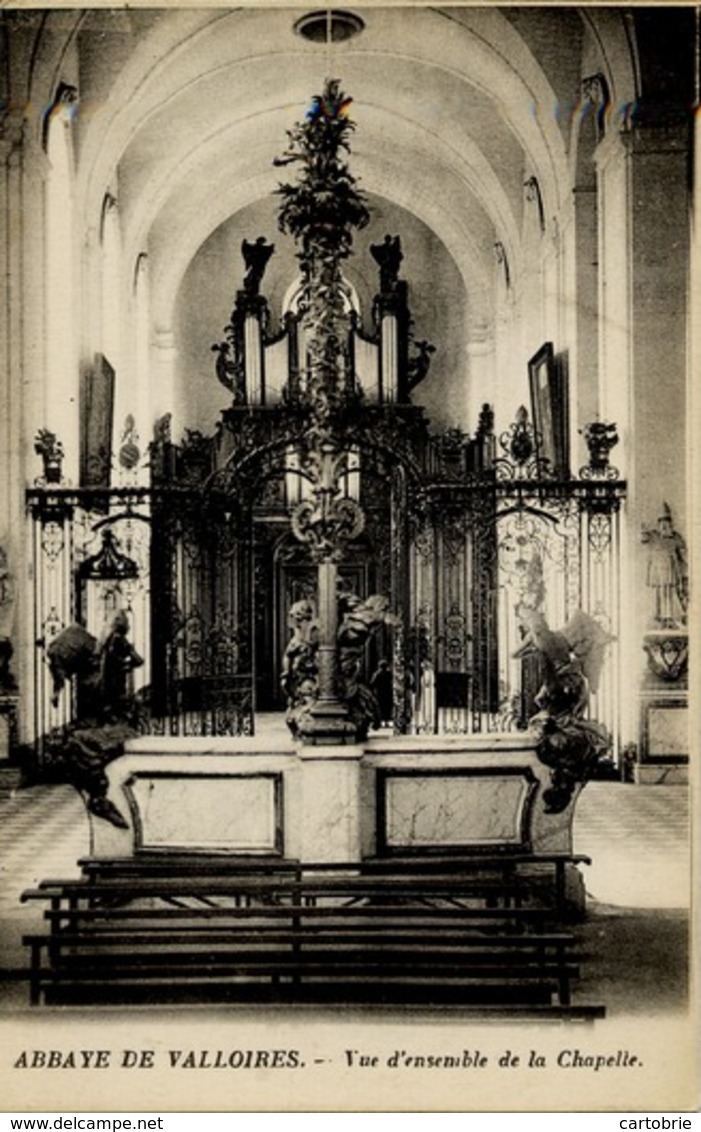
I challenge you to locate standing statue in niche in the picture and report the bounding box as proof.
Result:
[641,503,688,628]
[241,236,275,297]
[44,612,144,827]
[370,234,403,294]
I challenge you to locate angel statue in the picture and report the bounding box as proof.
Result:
[241,236,275,297]
[370,234,403,294]
[43,613,145,828]
[513,606,613,813]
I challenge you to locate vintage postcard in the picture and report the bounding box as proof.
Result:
[0,1,698,1114]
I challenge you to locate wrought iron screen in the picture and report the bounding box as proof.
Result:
[26,405,624,758]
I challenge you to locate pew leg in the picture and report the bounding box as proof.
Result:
[29,941,42,1006]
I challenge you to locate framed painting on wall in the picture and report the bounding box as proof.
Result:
[528,341,569,477]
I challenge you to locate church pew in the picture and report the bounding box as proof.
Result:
[63,851,591,914]
[21,866,600,1012]
[23,922,581,1009]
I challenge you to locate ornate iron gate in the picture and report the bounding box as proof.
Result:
[27,405,624,757]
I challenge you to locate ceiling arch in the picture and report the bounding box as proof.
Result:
[13,6,643,381]
[133,95,515,332]
[73,6,573,233]
[150,149,492,335]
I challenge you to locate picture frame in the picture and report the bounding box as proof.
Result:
[528,341,569,477]
[639,695,689,765]
[80,351,115,490]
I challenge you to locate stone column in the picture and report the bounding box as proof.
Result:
[297,744,365,862]
[594,130,632,465]
[595,115,690,754]
[152,328,179,434]
[464,325,494,427]
[569,183,599,441]
[593,129,636,750]
[380,311,398,402]
[625,120,689,532]
[243,312,263,405]
[1,124,51,744]
[314,558,340,708]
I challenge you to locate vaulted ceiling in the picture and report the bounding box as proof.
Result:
[17,7,640,323]
[11,5,668,431]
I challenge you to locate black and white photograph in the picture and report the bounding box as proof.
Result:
[0,2,698,1114]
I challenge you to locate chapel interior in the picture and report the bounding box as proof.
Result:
[0,6,695,1013]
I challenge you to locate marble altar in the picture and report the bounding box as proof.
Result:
[91,731,581,863]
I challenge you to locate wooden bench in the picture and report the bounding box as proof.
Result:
[21,863,602,1014]
[73,852,590,914]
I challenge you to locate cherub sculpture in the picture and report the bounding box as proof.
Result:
[513,605,612,812]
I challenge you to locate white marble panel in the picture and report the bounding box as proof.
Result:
[648,706,688,757]
[125,773,281,852]
[298,748,364,862]
[383,771,533,848]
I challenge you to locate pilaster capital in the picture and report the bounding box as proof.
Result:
[592,127,627,175]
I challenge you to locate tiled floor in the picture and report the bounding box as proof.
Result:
[574,781,690,909]
[0,780,87,971]
[0,770,691,1014]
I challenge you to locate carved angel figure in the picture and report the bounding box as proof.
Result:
[370,234,403,293]
[513,605,613,812]
[514,605,612,715]
[44,614,144,827]
[338,592,397,646]
[241,236,275,296]
[406,339,436,391]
